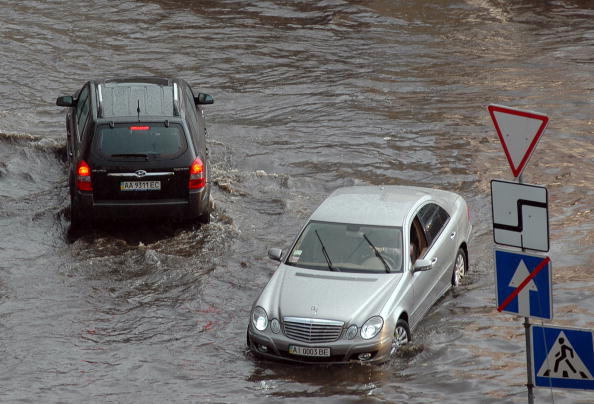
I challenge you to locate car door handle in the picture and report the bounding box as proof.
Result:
[431,257,438,264]
[450,231,456,239]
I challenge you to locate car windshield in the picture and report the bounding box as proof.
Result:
[286,221,403,273]
[94,123,186,158]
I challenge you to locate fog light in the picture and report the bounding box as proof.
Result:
[358,352,372,361]
[257,344,268,353]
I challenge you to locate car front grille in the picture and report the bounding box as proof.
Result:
[283,317,344,343]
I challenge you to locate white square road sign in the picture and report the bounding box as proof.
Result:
[491,180,549,252]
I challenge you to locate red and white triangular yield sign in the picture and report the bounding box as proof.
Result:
[488,104,549,177]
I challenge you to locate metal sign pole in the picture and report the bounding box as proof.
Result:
[525,316,534,403]
[518,172,535,404]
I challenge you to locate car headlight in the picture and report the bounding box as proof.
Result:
[345,325,358,340]
[361,316,384,339]
[270,319,281,334]
[252,306,268,331]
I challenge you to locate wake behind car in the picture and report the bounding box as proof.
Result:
[56,77,213,226]
[248,185,472,364]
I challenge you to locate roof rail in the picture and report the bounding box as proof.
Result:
[97,84,104,118]
[173,82,180,116]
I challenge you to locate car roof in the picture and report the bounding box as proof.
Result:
[95,77,178,119]
[309,185,458,227]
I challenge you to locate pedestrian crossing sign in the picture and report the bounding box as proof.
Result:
[531,325,594,390]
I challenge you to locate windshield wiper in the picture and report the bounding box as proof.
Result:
[314,230,339,272]
[363,234,391,273]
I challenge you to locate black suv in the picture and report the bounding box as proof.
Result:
[56,77,213,226]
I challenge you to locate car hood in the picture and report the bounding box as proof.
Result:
[259,264,402,323]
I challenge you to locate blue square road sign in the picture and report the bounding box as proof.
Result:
[494,247,552,320]
[531,325,594,391]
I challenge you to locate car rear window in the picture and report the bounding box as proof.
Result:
[94,123,187,158]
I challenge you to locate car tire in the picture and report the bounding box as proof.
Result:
[390,319,411,356]
[196,191,213,224]
[451,248,467,287]
[69,187,83,229]
[197,210,210,224]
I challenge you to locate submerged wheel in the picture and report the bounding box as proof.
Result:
[70,191,83,229]
[452,248,467,287]
[197,192,213,224]
[390,319,411,355]
[197,210,211,224]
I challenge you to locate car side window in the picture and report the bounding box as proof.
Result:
[76,86,90,140]
[183,86,199,124]
[417,203,450,246]
[410,216,428,263]
[182,86,201,148]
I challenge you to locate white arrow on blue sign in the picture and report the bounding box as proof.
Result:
[494,247,552,320]
[531,325,594,391]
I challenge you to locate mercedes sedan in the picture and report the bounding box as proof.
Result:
[247,185,472,364]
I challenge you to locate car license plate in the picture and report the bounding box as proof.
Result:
[288,345,330,357]
[120,181,161,191]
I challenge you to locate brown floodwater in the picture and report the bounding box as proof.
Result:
[0,0,593,402]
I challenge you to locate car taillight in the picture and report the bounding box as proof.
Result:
[76,160,93,191]
[189,157,205,189]
[130,126,150,131]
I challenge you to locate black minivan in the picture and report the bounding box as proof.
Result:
[56,77,213,226]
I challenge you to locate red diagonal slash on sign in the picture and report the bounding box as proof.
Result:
[498,256,551,312]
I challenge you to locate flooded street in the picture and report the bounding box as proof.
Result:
[1,0,593,402]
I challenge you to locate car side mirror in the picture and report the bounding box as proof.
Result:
[194,93,214,105]
[412,258,432,273]
[267,248,283,262]
[56,96,76,107]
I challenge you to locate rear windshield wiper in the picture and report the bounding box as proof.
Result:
[363,234,391,273]
[314,230,339,272]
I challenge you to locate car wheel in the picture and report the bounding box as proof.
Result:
[452,248,467,287]
[390,319,411,356]
[197,210,210,224]
[70,190,82,229]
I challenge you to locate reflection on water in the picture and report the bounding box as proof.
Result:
[0,0,593,402]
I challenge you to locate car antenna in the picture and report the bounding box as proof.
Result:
[137,99,141,122]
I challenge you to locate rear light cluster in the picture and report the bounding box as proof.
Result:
[75,158,205,191]
[76,160,92,191]
[189,157,205,189]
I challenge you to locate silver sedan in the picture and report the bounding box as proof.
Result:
[247,185,472,364]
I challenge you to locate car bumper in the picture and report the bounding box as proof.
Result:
[74,185,210,220]
[247,326,393,364]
